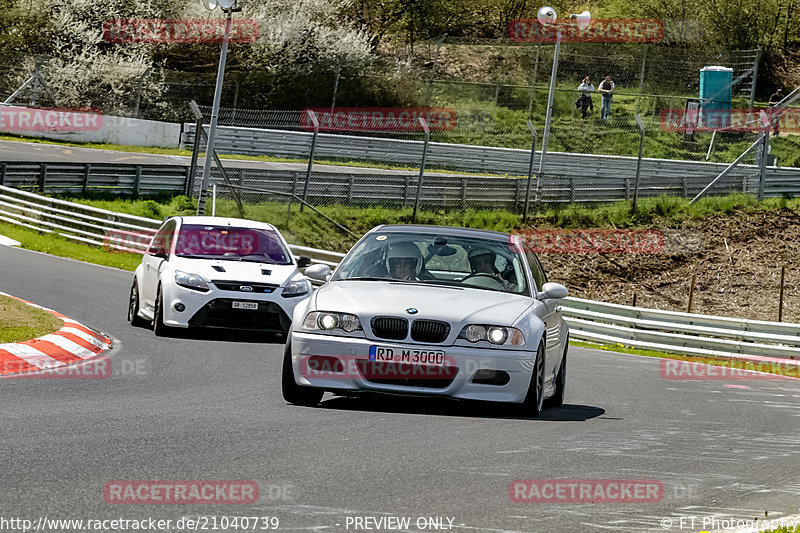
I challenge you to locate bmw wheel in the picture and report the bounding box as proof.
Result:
[281,338,324,406]
[544,341,567,409]
[521,342,546,417]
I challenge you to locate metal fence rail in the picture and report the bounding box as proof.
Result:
[0,185,344,263]
[559,297,800,361]
[181,124,800,201]
[0,184,160,249]
[0,161,190,197]
[1,183,797,360]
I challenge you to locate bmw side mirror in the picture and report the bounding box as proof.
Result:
[296,256,312,268]
[538,282,568,300]
[305,263,331,281]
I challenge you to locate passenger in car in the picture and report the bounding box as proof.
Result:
[468,248,518,290]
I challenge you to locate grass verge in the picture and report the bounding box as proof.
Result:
[0,134,507,177]
[0,223,141,271]
[1,218,798,378]
[60,192,800,252]
[570,340,800,380]
[0,294,64,343]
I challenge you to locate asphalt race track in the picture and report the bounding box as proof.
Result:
[0,140,471,177]
[2,245,800,533]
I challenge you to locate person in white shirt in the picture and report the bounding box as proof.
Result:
[599,76,615,121]
[577,76,594,119]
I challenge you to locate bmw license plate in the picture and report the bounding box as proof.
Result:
[369,345,447,366]
[232,301,259,310]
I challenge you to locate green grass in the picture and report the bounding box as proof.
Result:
[768,525,800,533]
[0,294,64,343]
[4,189,799,272]
[0,133,511,177]
[0,223,141,271]
[570,339,800,379]
[55,192,800,251]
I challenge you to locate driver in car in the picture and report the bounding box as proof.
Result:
[467,247,516,290]
[387,242,422,281]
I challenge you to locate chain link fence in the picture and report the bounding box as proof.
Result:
[1,44,795,214]
[184,106,778,215]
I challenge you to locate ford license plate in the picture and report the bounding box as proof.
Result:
[232,301,259,310]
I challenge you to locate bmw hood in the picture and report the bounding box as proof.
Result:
[170,257,299,284]
[313,281,532,326]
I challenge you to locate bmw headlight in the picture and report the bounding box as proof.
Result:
[303,311,362,333]
[282,278,310,297]
[458,325,524,346]
[174,270,210,292]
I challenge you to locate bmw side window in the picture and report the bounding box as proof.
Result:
[526,252,547,291]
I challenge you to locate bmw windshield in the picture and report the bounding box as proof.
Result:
[331,232,529,295]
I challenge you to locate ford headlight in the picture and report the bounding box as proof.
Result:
[303,311,362,333]
[174,270,210,292]
[458,325,524,346]
[282,278,310,297]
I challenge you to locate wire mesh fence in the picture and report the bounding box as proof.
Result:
[185,105,770,215]
[0,43,792,214]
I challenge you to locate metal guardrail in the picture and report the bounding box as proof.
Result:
[1,184,797,360]
[0,185,160,249]
[181,124,800,200]
[0,185,345,265]
[0,161,190,196]
[559,297,800,361]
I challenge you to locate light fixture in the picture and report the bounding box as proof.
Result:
[537,6,557,25]
[570,11,591,30]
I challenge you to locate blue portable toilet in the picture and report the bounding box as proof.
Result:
[699,66,733,129]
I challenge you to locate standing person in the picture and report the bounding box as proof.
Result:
[598,75,615,121]
[577,76,594,119]
[769,88,784,137]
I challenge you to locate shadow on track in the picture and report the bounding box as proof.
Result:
[132,324,287,345]
[316,393,604,421]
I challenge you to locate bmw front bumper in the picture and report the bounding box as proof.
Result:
[290,331,537,403]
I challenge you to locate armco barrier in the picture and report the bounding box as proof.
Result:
[0,185,344,264]
[1,184,796,360]
[180,124,800,200]
[0,161,190,196]
[559,297,800,361]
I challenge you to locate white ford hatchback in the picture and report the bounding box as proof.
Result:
[128,216,312,337]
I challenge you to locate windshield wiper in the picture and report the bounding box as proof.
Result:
[239,256,280,264]
[344,277,395,281]
[404,279,464,289]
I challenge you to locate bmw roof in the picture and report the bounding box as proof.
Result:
[368,224,515,242]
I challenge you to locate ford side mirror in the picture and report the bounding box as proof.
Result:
[537,282,568,300]
[149,245,167,259]
[296,256,312,268]
[305,263,331,281]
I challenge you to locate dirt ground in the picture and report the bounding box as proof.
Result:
[537,209,800,323]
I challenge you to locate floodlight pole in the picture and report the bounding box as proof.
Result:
[538,29,561,176]
[197,7,235,215]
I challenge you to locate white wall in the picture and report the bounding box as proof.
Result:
[0,108,181,149]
